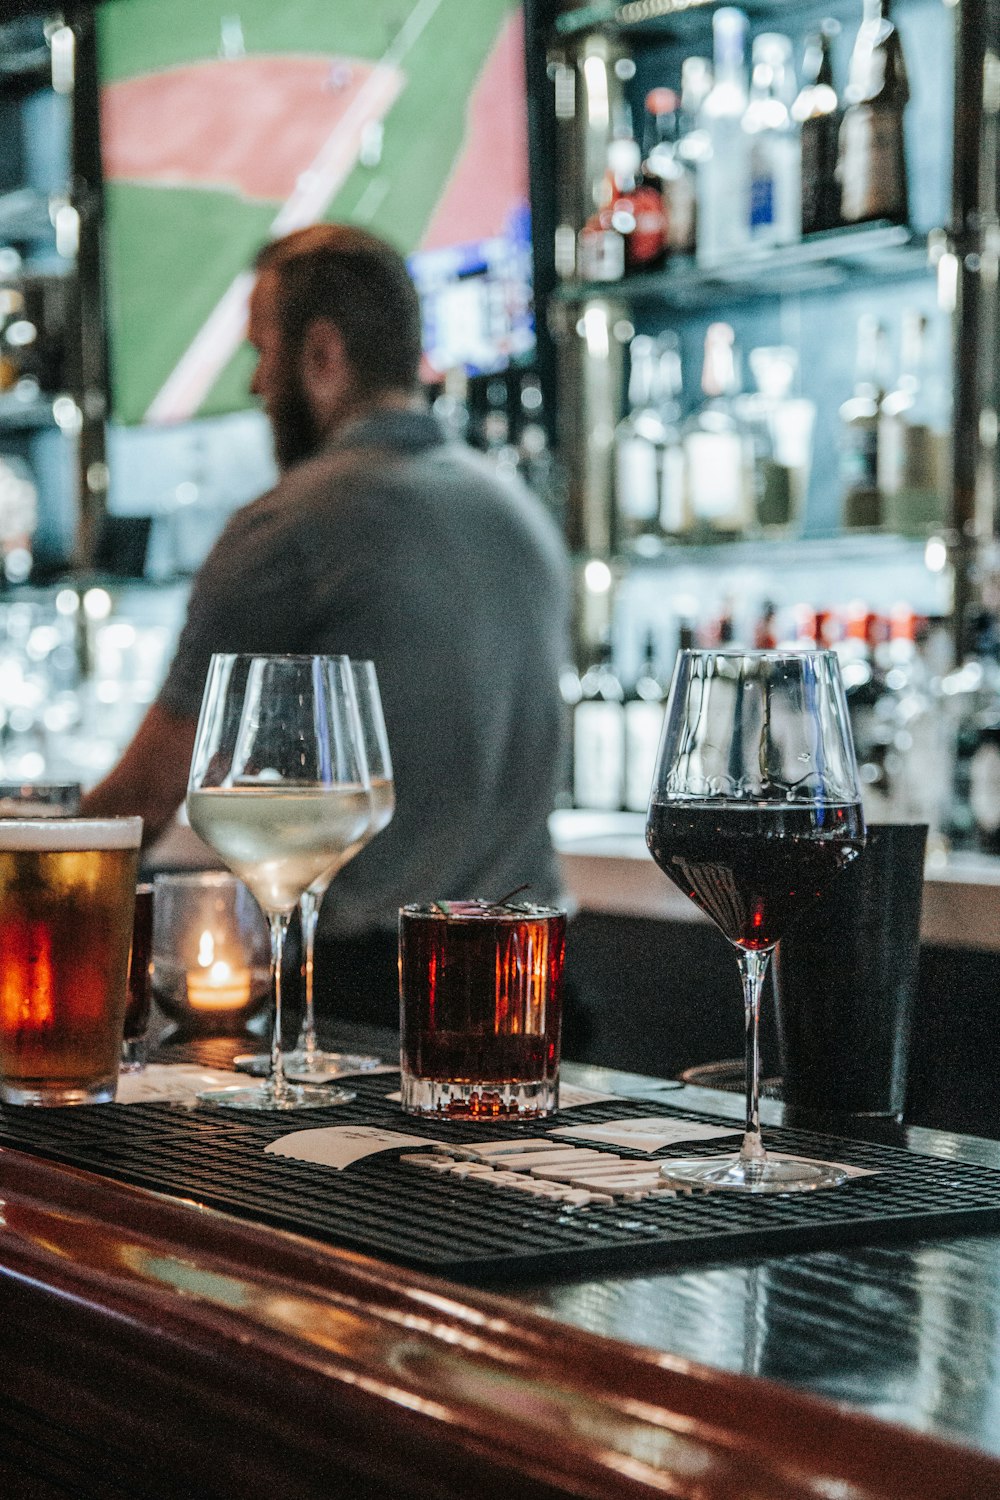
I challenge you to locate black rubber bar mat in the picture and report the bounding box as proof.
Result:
[2,1067,1000,1284]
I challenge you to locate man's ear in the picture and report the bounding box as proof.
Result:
[301,316,347,385]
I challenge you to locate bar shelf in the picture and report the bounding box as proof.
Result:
[552,222,932,309]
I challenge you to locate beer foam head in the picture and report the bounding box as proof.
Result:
[0,816,143,851]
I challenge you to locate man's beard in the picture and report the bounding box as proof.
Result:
[270,363,321,471]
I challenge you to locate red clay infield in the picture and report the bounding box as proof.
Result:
[101,54,384,202]
[419,10,527,250]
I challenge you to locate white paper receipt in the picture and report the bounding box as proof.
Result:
[115,1064,261,1106]
[549,1116,739,1154]
[265,1124,431,1169]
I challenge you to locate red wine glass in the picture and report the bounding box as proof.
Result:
[646,648,866,1192]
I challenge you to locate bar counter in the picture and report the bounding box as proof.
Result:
[551,810,1000,951]
[2,1030,1000,1499]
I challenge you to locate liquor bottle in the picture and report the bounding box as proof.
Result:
[873,604,949,836]
[573,634,626,810]
[614,335,662,548]
[738,345,815,533]
[655,337,688,538]
[743,33,801,250]
[837,0,909,226]
[696,8,751,267]
[606,108,669,274]
[792,22,843,234]
[577,170,625,283]
[835,602,893,821]
[557,658,583,809]
[754,600,779,649]
[840,314,888,529]
[516,375,556,510]
[675,56,713,255]
[943,612,1000,853]
[614,334,686,550]
[683,323,754,534]
[877,311,949,535]
[623,631,666,813]
[643,89,696,259]
[433,367,470,443]
[480,377,518,474]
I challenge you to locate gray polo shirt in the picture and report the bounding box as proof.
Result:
[158,409,572,936]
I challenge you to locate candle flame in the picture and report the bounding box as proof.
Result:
[197,929,215,968]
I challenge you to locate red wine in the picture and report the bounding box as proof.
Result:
[646,801,865,950]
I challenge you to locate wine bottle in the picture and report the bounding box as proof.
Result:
[643,88,696,259]
[792,22,843,234]
[683,323,754,534]
[840,314,888,529]
[878,310,949,535]
[624,632,666,813]
[573,635,626,810]
[837,0,909,226]
[606,106,669,273]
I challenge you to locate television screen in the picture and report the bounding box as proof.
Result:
[96,0,532,426]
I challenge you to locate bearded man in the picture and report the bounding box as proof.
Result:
[82,224,571,1022]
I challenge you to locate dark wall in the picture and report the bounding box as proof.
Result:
[564,913,1000,1141]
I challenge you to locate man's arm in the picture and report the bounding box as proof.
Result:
[80,703,196,847]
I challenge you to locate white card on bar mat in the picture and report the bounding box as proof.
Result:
[558,1083,624,1108]
[266,1124,431,1169]
[550,1116,738,1153]
[115,1064,261,1106]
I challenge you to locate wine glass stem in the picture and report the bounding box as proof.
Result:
[297,888,320,1058]
[737,946,772,1165]
[268,911,292,1102]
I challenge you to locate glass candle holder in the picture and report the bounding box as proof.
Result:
[151,872,270,1038]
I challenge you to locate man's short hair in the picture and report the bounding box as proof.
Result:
[255,225,422,396]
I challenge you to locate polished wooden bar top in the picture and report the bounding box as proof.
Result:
[522,1067,1000,1462]
[2,1038,1000,1498]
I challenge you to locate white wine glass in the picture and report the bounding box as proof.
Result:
[646,649,866,1191]
[291,659,394,1076]
[238,660,395,1081]
[186,653,371,1110]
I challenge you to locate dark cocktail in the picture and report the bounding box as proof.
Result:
[399,899,566,1119]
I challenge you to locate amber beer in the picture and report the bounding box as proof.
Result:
[399,900,566,1120]
[0,817,142,1105]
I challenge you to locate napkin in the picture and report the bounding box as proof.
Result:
[115,1064,261,1106]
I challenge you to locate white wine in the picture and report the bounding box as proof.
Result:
[187,784,371,914]
[368,776,396,837]
[306,776,396,898]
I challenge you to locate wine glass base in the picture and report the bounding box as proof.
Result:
[659,1154,848,1194]
[197,1081,357,1110]
[233,1049,382,1081]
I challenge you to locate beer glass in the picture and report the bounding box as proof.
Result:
[186,654,371,1110]
[0,816,142,1105]
[121,883,155,1072]
[646,650,866,1192]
